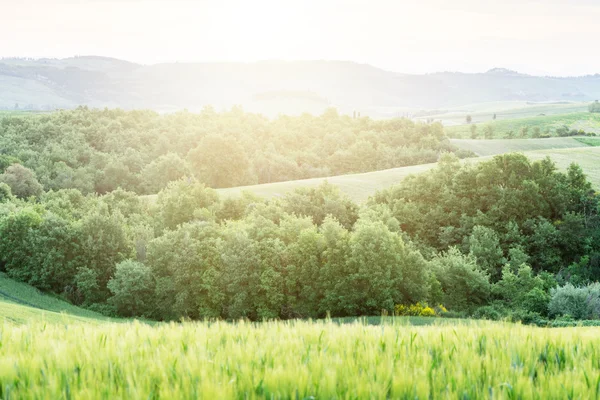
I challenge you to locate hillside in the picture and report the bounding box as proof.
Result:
[448,137,590,156]
[0,272,114,324]
[446,112,600,138]
[141,144,600,204]
[2,57,600,116]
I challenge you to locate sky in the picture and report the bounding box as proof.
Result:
[2,0,600,76]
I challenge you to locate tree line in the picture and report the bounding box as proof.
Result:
[0,107,471,198]
[0,151,598,322]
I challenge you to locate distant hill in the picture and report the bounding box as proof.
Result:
[2,56,600,116]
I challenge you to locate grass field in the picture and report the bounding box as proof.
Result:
[449,137,590,156]
[445,112,600,138]
[576,137,600,147]
[416,101,590,126]
[2,318,600,399]
[0,273,114,324]
[139,143,599,204]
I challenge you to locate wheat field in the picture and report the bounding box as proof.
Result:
[2,319,600,399]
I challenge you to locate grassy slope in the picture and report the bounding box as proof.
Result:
[417,101,589,126]
[214,145,599,203]
[449,137,588,156]
[0,272,114,324]
[140,142,599,204]
[446,112,600,138]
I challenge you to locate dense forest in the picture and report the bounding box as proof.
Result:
[0,129,598,324]
[0,107,470,197]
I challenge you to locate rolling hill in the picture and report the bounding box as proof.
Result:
[140,142,600,204]
[446,112,600,138]
[2,57,600,116]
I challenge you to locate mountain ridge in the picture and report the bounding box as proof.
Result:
[2,56,600,116]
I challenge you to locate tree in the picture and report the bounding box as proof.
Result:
[483,125,494,139]
[77,208,134,305]
[108,260,155,317]
[466,115,472,124]
[468,226,506,280]
[519,126,529,138]
[140,153,191,194]
[187,134,252,188]
[470,124,478,139]
[493,113,497,120]
[0,183,13,203]
[589,100,600,113]
[0,164,43,198]
[430,247,490,313]
[155,179,219,231]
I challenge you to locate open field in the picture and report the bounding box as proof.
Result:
[446,112,600,138]
[416,101,590,126]
[2,319,600,398]
[0,273,114,324]
[140,144,599,204]
[449,137,590,156]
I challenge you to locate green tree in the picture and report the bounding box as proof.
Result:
[468,226,506,280]
[0,164,43,198]
[430,247,491,313]
[155,179,219,231]
[470,124,478,139]
[108,260,155,317]
[483,125,494,139]
[187,134,252,188]
[140,153,191,194]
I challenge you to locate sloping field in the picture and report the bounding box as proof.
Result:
[141,145,600,204]
[449,137,588,156]
[0,273,114,324]
[220,147,600,202]
[217,163,438,203]
[418,101,589,126]
[523,147,600,187]
[446,112,600,138]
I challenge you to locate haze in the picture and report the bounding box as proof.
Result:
[3,0,600,76]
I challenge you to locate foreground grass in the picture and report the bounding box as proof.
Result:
[1,319,600,399]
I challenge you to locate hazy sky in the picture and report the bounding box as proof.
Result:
[3,0,600,76]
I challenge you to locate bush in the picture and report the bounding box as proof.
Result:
[394,302,439,317]
[508,310,542,325]
[472,304,508,321]
[548,283,600,320]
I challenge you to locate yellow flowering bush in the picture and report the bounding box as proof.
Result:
[394,302,446,317]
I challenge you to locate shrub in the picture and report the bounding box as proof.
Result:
[472,304,507,321]
[395,302,438,317]
[548,283,600,320]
